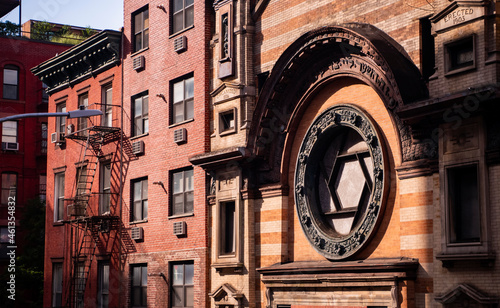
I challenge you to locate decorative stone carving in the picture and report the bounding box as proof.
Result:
[294,105,387,260]
[248,25,431,188]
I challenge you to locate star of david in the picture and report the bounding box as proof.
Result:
[318,130,373,234]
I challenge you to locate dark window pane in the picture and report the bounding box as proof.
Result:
[143,29,149,49]
[3,85,17,99]
[173,12,183,33]
[448,165,481,243]
[173,0,183,12]
[185,6,194,28]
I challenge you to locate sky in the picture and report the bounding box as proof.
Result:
[1,0,123,31]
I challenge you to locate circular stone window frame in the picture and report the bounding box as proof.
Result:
[294,104,388,260]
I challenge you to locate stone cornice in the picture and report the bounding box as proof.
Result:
[257,257,419,283]
[31,30,121,94]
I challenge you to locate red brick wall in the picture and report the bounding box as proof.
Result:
[0,36,70,306]
[122,0,210,307]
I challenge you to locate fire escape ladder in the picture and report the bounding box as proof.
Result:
[68,221,99,308]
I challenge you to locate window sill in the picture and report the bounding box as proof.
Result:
[444,65,476,77]
[219,128,236,137]
[129,219,148,225]
[53,221,64,226]
[168,212,194,220]
[436,252,495,268]
[130,133,149,141]
[169,25,194,39]
[169,118,194,129]
[211,261,243,271]
[131,47,149,57]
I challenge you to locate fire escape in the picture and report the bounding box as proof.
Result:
[64,122,123,308]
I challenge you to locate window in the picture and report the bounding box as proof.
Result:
[171,262,194,308]
[54,172,65,221]
[39,174,47,201]
[133,6,149,52]
[131,264,147,307]
[56,103,66,136]
[3,65,19,100]
[172,169,193,215]
[42,82,48,103]
[52,263,63,307]
[0,227,9,259]
[132,92,149,136]
[100,163,111,215]
[1,173,16,206]
[219,109,235,134]
[172,0,194,34]
[172,76,194,124]
[97,262,109,308]
[131,178,148,221]
[2,121,17,143]
[102,84,113,127]
[41,123,48,154]
[220,201,236,255]
[77,93,89,136]
[447,164,481,244]
[445,36,475,74]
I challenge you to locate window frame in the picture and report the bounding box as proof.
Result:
[171,0,194,35]
[170,168,194,216]
[97,261,110,308]
[3,65,19,100]
[437,118,492,265]
[101,83,113,127]
[100,163,112,215]
[132,92,149,137]
[52,262,63,308]
[170,261,194,308]
[54,172,65,222]
[218,108,236,135]
[131,264,147,308]
[219,200,236,256]
[41,122,48,154]
[1,172,17,206]
[445,163,482,246]
[56,102,66,136]
[444,35,476,76]
[2,121,18,143]
[77,93,89,136]
[131,178,148,222]
[132,6,149,53]
[171,75,194,125]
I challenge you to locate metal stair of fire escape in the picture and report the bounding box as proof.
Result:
[67,130,104,308]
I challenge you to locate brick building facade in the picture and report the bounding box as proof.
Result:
[0,31,70,283]
[34,0,500,307]
[34,0,211,307]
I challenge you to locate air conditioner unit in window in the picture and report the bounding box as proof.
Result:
[131,140,144,155]
[173,128,187,144]
[1,142,18,151]
[174,36,187,53]
[131,227,144,241]
[132,55,145,71]
[51,132,65,143]
[173,221,186,236]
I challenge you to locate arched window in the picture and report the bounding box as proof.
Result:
[3,65,19,100]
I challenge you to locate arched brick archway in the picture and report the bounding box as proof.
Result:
[247,24,431,186]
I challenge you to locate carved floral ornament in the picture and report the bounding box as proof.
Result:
[294,105,388,260]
